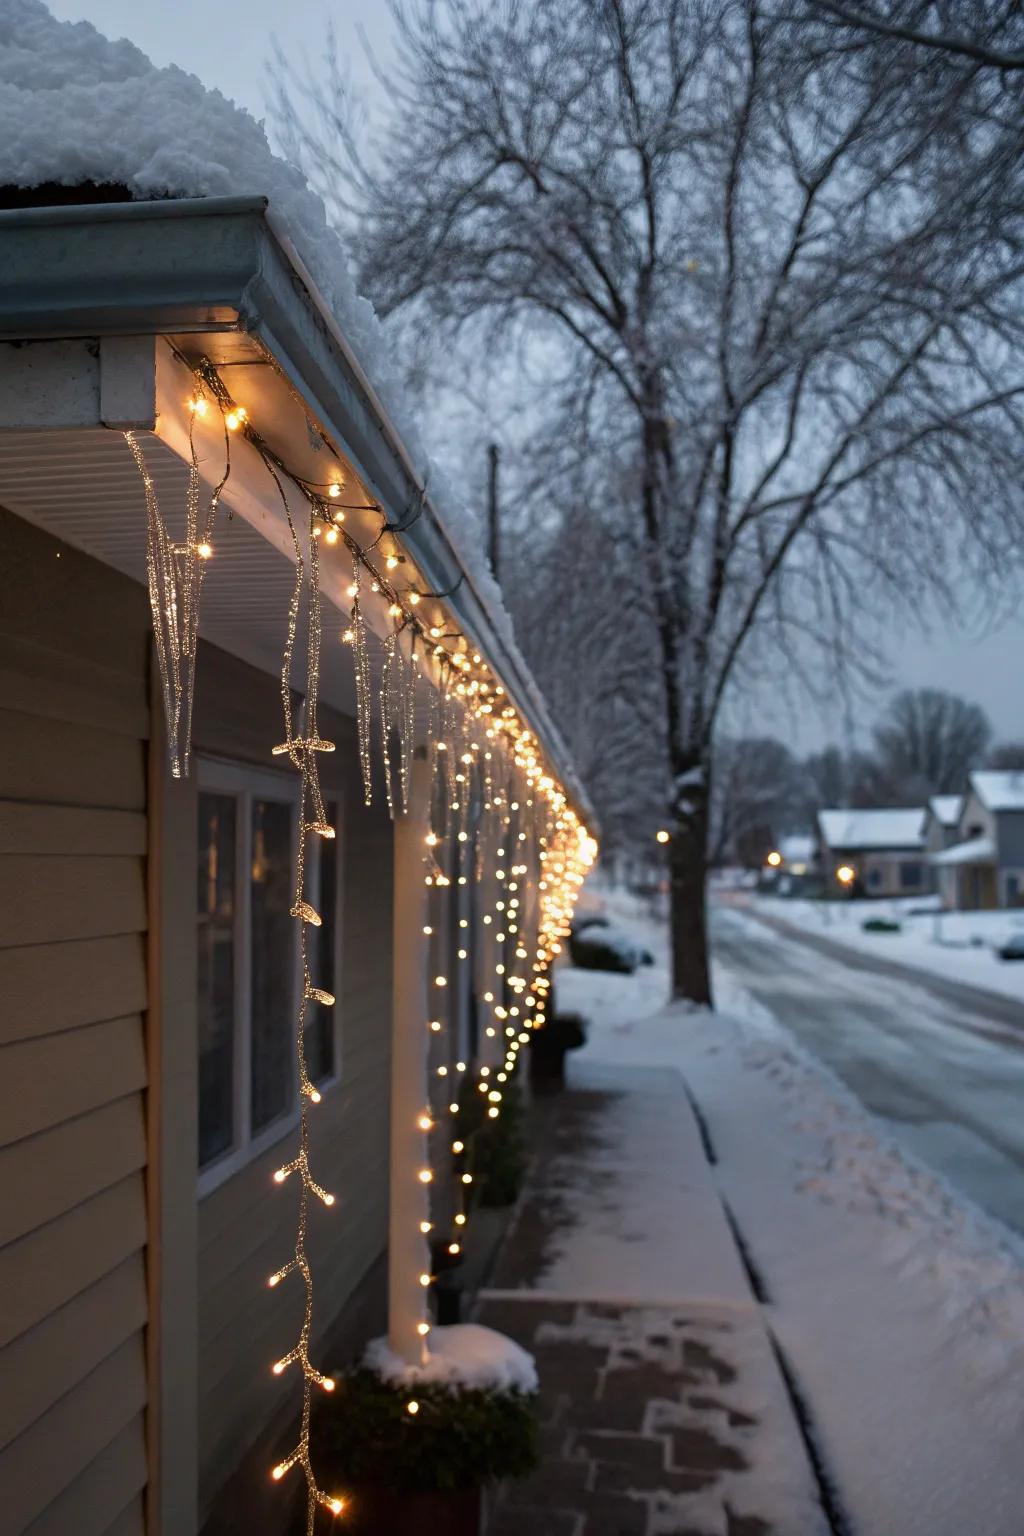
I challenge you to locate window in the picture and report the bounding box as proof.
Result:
[196,763,341,1188]
[899,862,923,888]
[250,798,294,1134]
[197,793,237,1167]
[867,866,882,888]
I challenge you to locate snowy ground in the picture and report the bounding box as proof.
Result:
[748,892,1024,1004]
[556,884,1024,1536]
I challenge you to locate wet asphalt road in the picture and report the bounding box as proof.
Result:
[711,902,1024,1235]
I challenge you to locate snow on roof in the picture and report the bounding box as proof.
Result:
[927,794,962,828]
[0,0,509,646]
[817,807,925,851]
[930,835,996,867]
[969,770,1024,813]
[778,834,814,864]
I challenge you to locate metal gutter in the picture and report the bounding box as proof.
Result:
[0,195,593,824]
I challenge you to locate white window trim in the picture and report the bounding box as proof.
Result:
[196,756,343,1199]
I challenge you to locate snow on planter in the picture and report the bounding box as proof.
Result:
[365,1324,538,1395]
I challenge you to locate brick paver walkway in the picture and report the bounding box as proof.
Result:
[474,1065,828,1536]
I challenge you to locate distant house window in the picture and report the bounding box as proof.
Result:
[899,862,923,887]
[196,763,341,1188]
[1006,873,1024,909]
[867,867,882,888]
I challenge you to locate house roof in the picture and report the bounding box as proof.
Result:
[969,770,1024,814]
[0,197,594,829]
[817,807,925,851]
[778,834,815,864]
[930,835,996,867]
[927,794,962,828]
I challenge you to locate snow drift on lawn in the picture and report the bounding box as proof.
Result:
[0,0,520,650]
[365,1324,538,1395]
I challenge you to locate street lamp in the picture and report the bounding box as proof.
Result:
[655,829,671,844]
[766,850,782,868]
[836,864,855,895]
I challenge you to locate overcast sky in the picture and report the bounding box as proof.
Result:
[44,0,1024,754]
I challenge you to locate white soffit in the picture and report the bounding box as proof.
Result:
[0,423,363,718]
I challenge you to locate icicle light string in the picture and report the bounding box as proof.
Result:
[121,368,594,1510]
[125,393,231,777]
[176,360,580,838]
[260,459,345,1528]
[156,369,594,1435]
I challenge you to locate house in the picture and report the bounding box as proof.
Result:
[759,833,817,895]
[923,795,963,905]
[0,190,593,1536]
[816,808,927,898]
[930,771,1024,910]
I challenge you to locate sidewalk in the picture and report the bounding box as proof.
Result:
[475,1061,829,1536]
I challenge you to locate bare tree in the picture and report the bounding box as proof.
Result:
[709,736,805,866]
[867,687,992,802]
[988,741,1024,770]
[502,493,667,856]
[807,1,1024,72]
[274,0,1024,1002]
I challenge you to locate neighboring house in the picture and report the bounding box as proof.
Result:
[760,833,817,896]
[923,794,963,906]
[816,808,927,898]
[930,771,1024,910]
[0,193,590,1536]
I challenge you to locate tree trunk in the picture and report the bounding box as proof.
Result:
[668,759,712,1006]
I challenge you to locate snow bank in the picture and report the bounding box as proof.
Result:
[0,0,526,664]
[364,1324,537,1395]
[752,894,1024,1003]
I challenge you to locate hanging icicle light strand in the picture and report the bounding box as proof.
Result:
[261,457,346,1530]
[125,395,230,777]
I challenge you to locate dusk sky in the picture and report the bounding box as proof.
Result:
[46,0,1024,753]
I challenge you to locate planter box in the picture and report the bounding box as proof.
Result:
[342,1485,481,1536]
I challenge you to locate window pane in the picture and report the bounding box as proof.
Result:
[306,801,338,1084]
[198,793,236,1167]
[251,798,295,1133]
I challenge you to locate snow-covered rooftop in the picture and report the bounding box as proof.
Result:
[930,835,996,868]
[779,834,815,865]
[0,0,508,643]
[927,794,962,828]
[817,807,925,851]
[970,770,1024,814]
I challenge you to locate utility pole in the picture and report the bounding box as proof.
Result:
[487,441,500,583]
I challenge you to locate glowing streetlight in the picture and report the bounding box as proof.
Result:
[766,850,782,868]
[836,864,855,888]
[655,829,671,844]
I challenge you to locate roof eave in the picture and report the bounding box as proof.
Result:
[0,195,594,826]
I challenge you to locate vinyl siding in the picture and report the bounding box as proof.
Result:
[0,505,150,1536]
[192,644,393,1522]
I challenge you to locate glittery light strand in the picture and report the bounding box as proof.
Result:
[125,398,230,777]
[262,464,346,1530]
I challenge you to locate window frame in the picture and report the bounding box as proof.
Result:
[196,756,343,1198]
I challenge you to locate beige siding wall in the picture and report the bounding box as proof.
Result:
[0,506,150,1536]
[191,646,393,1521]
